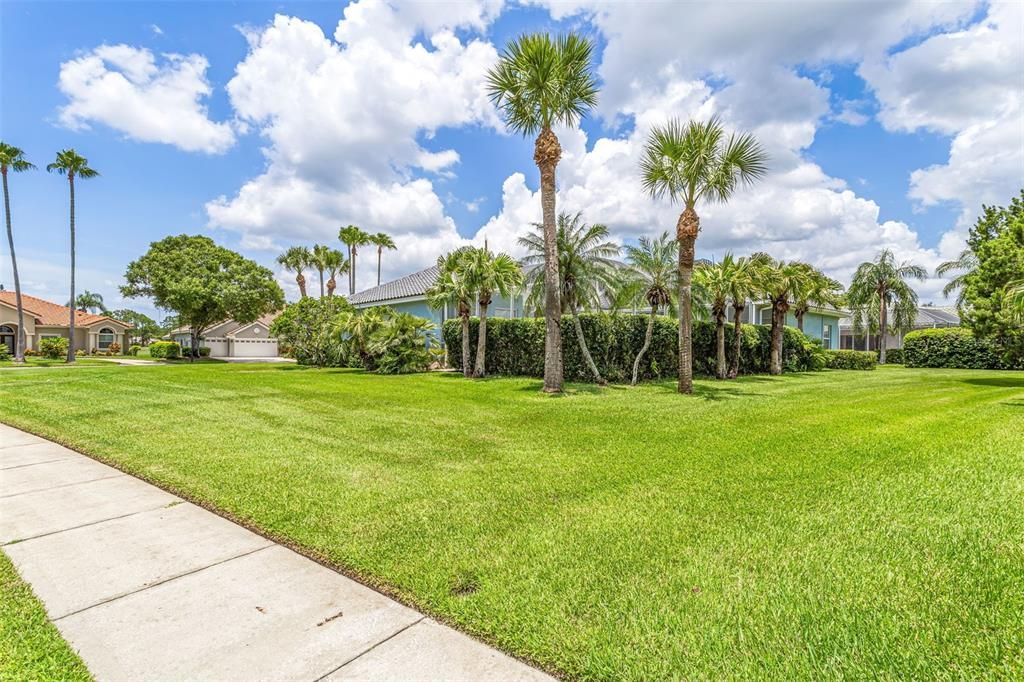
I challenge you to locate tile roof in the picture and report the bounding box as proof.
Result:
[349,265,441,305]
[0,292,131,328]
[839,305,961,329]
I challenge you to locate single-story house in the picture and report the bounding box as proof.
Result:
[839,305,960,351]
[169,313,281,358]
[0,291,132,354]
[348,265,844,349]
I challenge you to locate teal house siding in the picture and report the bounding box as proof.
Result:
[756,307,841,349]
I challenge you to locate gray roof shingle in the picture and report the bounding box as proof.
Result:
[349,265,440,305]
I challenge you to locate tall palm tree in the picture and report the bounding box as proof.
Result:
[520,212,619,384]
[323,249,347,298]
[623,231,676,385]
[338,225,371,295]
[792,265,843,332]
[936,247,978,308]
[694,258,735,380]
[724,255,758,379]
[70,290,106,313]
[487,33,599,393]
[370,232,397,287]
[640,117,768,393]
[0,142,34,363]
[755,256,811,375]
[276,246,312,299]
[47,149,98,363]
[847,249,927,364]
[311,244,332,298]
[427,247,475,377]
[462,247,523,378]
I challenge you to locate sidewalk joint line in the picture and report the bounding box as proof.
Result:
[313,615,427,681]
[0,473,125,499]
[1,502,178,547]
[1,457,76,471]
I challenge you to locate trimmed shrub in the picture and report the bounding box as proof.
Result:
[878,348,904,364]
[903,327,1009,369]
[40,336,69,360]
[128,345,142,356]
[148,341,182,359]
[0,345,11,361]
[825,350,877,370]
[442,313,821,382]
[197,346,211,357]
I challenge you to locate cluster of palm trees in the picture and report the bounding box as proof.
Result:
[426,245,522,378]
[277,227,397,300]
[1,142,98,363]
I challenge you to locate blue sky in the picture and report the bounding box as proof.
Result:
[1,0,1020,317]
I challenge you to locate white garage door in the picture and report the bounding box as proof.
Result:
[231,339,279,358]
[203,339,229,357]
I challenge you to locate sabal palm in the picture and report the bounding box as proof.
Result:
[640,116,767,394]
[322,249,347,298]
[277,246,312,299]
[487,32,599,393]
[792,266,843,332]
[47,149,99,363]
[311,244,333,298]
[623,231,676,384]
[936,247,978,308]
[694,258,736,379]
[755,256,811,375]
[370,233,397,286]
[462,247,523,378]
[338,225,371,295]
[722,255,758,379]
[427,247,476,377]
[0,142,34,362]
[847,249,927,364]
[520,212,619,383]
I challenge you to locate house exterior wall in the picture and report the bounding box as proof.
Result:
[754,308,841,349]
[0,305,38,349]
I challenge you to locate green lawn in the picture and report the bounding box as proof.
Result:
[1,365,1022,679]
[0,551,92,681]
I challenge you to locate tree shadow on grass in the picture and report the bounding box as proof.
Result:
[961,377,1024,389]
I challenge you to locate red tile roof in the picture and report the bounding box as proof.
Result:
[0,292,131,328]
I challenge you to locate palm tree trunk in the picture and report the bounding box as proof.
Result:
[3,170,26,362]
[327,276,335,297]
[572,306,604,384]
[377,247,382,287]
[535,127,563,393]
[770,302,784,375]
[676,207,699,394]
[796,312,805,332]
[460,312,471,378]
[728,302,744,379]
[318,270,325,299]
[715,311,726,380]
[296,274,307,298]
[878,294,888,364]
[67,174,77,363]
[474,301,488,378]
[351,248,357,295]
[632,305,657,385]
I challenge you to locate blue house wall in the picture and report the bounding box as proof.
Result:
[757,308,841,349]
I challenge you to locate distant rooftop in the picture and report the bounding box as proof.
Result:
[839,305,960,329]
[349,265,440,305]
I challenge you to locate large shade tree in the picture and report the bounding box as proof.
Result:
[122,235,284,360]
[623,231,676,385]
[520,212,619,384]
[47,149,99,362]
[463,247,523,378]
[487,32,599,393]
[338,225,371,295]
[0,142,34,362]
[277,246,312,299]
[640,117,767,393]
[847,249,927,364]
[370,233,397,287]
[427,247,476,378]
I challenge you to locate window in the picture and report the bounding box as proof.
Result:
[98,327,115,350]
[821,324,831,348]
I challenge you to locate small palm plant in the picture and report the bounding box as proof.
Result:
[47,149,99,362]
[0,142,35,362]
[370,232,397,287]
[427,248,475,377]
[694,259,734,379]
[623,231,676,385]
[847,249,927,364]
[792,266,843,333]
[71,290,107,313]
[723,255,758,379]
[640,117,767,393]
[462,247,523,378]
[520,212,619,384]
[322,249,347,298]
[487,32,599,393]
[277,246,312,299]
[754,255,811,375]
[338,225,372,295]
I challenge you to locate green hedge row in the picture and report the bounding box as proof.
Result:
[148,341,182,359]
[903,328,1015,369]
[442,314,823,382]
[824,350,876,370]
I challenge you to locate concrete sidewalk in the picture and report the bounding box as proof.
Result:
[0,423,552,682]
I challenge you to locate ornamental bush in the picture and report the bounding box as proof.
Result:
[128,345,142,356]
[148,340,182,359]
[879,348,903,364]
[39,336,69,360]
[903,327,1011,369]
[0,345,11,361]
[442,313,821,382]
[825,350,877,370]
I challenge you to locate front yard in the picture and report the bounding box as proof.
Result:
[1,365,1022,679]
